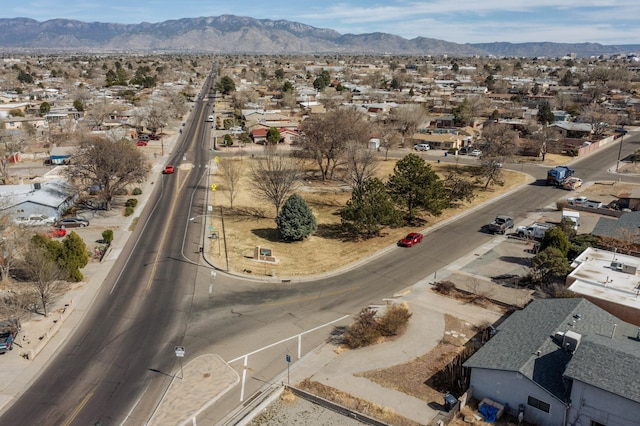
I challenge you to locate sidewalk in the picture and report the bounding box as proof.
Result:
[0,132,180,416]
[0,129,590,423]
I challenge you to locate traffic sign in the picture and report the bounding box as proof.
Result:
[286,354,291,363]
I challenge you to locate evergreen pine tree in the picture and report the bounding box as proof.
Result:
[276,194,317,241]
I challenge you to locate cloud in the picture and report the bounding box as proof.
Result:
[294,0,640,44]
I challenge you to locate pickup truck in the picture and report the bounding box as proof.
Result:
[0,318,20,353]
[517,223,555,240]
[567,196,602,208]
[488,215,514,234]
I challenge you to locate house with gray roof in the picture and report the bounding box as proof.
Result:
[0,179,77,220]
[464,298,640,426]
[591,211,640,240]
[551,121,593,138]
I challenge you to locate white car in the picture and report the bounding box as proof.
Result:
[15,214,57,226]
[413,143,430,151]
[470,149,483,157]
[567,196,587,205]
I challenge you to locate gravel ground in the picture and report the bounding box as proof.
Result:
[248,397,366,426]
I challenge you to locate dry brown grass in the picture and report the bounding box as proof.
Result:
[204,157,531,277]
[355,315,479,404]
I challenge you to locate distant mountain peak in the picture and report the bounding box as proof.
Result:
[0,15,636,57]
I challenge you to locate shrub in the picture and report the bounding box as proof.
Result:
[102,229,114,244]
[124,206,134,216]
[434,280,456,294]
[132,187,142,195]
[377,303,412,337]
[31,231,89,282]
[62,232,88,282]
[125,198,138,208]
[343,307,380,349]
[343,321,380,349]
[276,194,317,241]
[343,305,413,348]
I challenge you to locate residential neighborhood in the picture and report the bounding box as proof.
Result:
[0,51,639,425]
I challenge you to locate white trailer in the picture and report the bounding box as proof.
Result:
[562,210,580,230]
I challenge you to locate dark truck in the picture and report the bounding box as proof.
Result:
[488,215,514,234]
[547,166,574,186]
[0,318,20,353]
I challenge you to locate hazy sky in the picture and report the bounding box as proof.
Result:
[4,0,640,45]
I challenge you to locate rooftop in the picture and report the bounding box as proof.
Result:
[568,247,640,311]
[464,298,639,402]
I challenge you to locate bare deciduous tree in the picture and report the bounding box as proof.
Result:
[0,121,27,184]
[65,136,150,211]
[482,123,519,160]
[531,125,562,161]
[144,102,170,135]
[577,103,616,139]
[0,223,29,282]
[342,141,379,191]
[249,146,302,216]
[443,173,476,205]
[299,108,370,182]
[480,123,519,189]
[389,104,427,147]
[22,244,68,316]
[379,133,397,161]
[84,99,117,130]
[218,159,244,209]
[165,89,188,119]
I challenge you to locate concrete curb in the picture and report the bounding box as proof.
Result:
[20,300,74,361]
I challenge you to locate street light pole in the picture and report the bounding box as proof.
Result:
[615,127,628,172]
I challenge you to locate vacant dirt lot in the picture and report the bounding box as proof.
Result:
[204,157,530,277]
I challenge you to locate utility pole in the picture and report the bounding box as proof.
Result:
[220,206,229,271]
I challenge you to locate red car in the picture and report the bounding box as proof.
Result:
[149,133,161,140]
[136,141,148,146]
[46,228,67,238]
[398,232,423,247]
[163,165,175,174]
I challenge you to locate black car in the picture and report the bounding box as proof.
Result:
[55,217,90,228]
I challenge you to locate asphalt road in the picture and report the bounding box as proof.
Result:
[189,131,640,424]
[0,70,219,425]
[2,75,638,426]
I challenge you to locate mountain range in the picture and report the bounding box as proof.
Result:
[0,15,638,58]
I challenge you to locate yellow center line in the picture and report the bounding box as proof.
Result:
[261,286,360,307]
[146,167,187,290]
[63,392,93,426]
